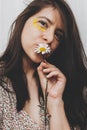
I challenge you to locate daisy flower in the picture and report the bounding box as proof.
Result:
[34,43,51,129]
[34,43,51,55]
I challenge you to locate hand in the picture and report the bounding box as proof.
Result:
[37,61,66,113]
[37,61,66,98]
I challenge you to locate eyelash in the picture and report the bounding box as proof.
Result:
[38,20,48,29]
[55,32,63,41]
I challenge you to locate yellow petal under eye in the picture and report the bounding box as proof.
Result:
[33,18,46,32]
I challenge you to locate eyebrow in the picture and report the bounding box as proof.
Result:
[37,16,53,25]
[37,16,64,34]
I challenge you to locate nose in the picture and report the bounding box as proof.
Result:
[42,29,54,44]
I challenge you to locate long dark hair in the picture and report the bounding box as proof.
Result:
[0,0,87,129]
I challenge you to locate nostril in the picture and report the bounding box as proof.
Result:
[42,31,54,43]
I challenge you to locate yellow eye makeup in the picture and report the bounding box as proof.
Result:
[33,18,47,32]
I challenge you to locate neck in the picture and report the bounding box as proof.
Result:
[22,54,39,77]
[22,54,40,101]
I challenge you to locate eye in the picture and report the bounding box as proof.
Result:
[38,20,48,29]
[55,31,63,42]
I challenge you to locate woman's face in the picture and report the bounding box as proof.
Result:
[21,7,64,63]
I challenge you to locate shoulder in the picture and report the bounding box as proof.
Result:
[0,76,17,129]
[0,76,14,93]
[0,76,16,114]
[0,76,16,104]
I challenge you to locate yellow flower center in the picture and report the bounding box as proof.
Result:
[39,47,46,52]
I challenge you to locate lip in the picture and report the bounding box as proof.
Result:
[35,42,50,47]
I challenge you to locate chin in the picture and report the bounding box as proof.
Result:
[34,58,43,63]
[34,54,44,62]
[31,56,43,64]
[32,53,50,63]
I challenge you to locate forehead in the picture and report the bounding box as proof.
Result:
[30,7,64,29]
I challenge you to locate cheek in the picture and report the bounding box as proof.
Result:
[51,41,59,51]
[21,27,36,47]
[21,21,43,51]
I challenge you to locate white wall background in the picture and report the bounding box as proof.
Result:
[0,0,87,56]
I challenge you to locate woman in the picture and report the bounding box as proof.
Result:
[0,0,87,130]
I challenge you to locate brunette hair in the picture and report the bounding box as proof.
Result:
[0,0,87,129]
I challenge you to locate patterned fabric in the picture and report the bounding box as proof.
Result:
[0,76,81,130]
[0,77,44,130]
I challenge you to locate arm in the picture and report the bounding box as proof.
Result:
[48,98,70,130]
[37,61,71,130]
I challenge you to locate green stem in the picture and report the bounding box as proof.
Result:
[44,78,48,130]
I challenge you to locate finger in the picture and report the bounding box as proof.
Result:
[46,70,59,78]
[43,62,64,75]
[37,64,45,78]
[37,62,47,90]
[40,61,48,69]
[43,67,58,74]
[40,61,55,69]
[46,70,65,80]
